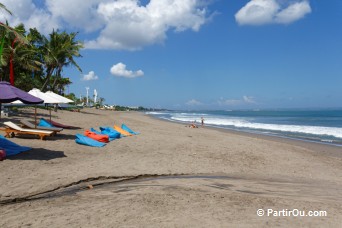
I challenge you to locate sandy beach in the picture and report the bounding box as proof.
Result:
[0,108,341,227]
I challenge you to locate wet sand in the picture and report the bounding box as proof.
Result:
[0,108,341,227]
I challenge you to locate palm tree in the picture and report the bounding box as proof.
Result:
[0,2,10,62]
[99,97,105,106]
[1,3,31,84]
[0,24,36,83]
[50,76,72,94]
[51,32,83,90]
[39,31,59,90]
[65,92,77,103]
[40,30,83,92]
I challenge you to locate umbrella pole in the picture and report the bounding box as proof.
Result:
[0,103,2,121]
[50,107,51,122]
[35,106,37,128]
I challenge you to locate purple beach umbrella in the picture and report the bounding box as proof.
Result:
[0,81,43,119]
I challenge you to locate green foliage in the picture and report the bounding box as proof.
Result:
[114,105,129,111]
[111,105,162,112]
[66,93,77,102]
[14,72,42,91]
[0,21,83,97]
[40,30,83,92]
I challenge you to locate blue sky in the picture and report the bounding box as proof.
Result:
[2,0,342,110]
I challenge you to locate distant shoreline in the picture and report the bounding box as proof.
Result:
[146,112,342,158]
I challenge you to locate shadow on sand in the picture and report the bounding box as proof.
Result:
[6,148,66,161]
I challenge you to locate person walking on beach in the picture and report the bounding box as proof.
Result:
[201,117,204,127]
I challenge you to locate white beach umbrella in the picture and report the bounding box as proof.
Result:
[13,89,62,126]
[12,89,74,124]
[45,91,73,103]
[11,89,60,104]
[11,88,61,104]
[45,91,75,122]
[29,89,62,104]
[29,89,63,125]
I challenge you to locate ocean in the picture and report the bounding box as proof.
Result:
[146,109,342,146]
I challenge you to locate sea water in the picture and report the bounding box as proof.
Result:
[146,110,342,146]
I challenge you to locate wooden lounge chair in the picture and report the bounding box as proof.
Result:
[20,119,63,135]
[0,121,53,140]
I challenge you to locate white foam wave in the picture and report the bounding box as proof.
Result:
[145,112,165,115]
[178,113,209,116]
[171,116,342,139]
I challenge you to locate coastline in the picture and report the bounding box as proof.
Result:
[0,108,341,227]
[146,109,342,147]
[147,113,342,158]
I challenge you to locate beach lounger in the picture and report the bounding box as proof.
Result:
[0,135,31,156]
[84,130,109,143]
[75,134,106,147]
[99,126,121,140]
[113,125,133,136]
[0,121,53,140]
[121,124,139,135]
[90,128,115,142]
[90,127,102,135]
[21,119,63,135]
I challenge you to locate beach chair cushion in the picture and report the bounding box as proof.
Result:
[38,118,54,127]
[99,126,121,140]
[42,118,80,129]
[90,128,115,141]
[75,134,106,147]
[0,135,32,156]
[84,130,109,143]
[113,125,132,136]
[121,124,139,135]
[90,128,102,135]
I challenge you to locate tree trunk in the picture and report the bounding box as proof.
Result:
[41,67,54,91]
[51,67,62,91]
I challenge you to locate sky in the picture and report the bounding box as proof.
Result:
[1,0,342,110]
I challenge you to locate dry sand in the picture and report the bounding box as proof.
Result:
[0,108,341,227]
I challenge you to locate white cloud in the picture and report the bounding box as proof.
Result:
[235,0,279,26]
[186,99,203,106]
[86,0,211,50]
[82,71,99,81]
[217,98,241,106]
[217,96,257,106]
[243,96,256,104]
[0,0,36,20]
[1,0,212,50]
[275,1,312,24]
[1,0,102,34]
[0,0,60,34]
[235,0,311,26]
[110,62,144,78]
[45,0,104,32]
